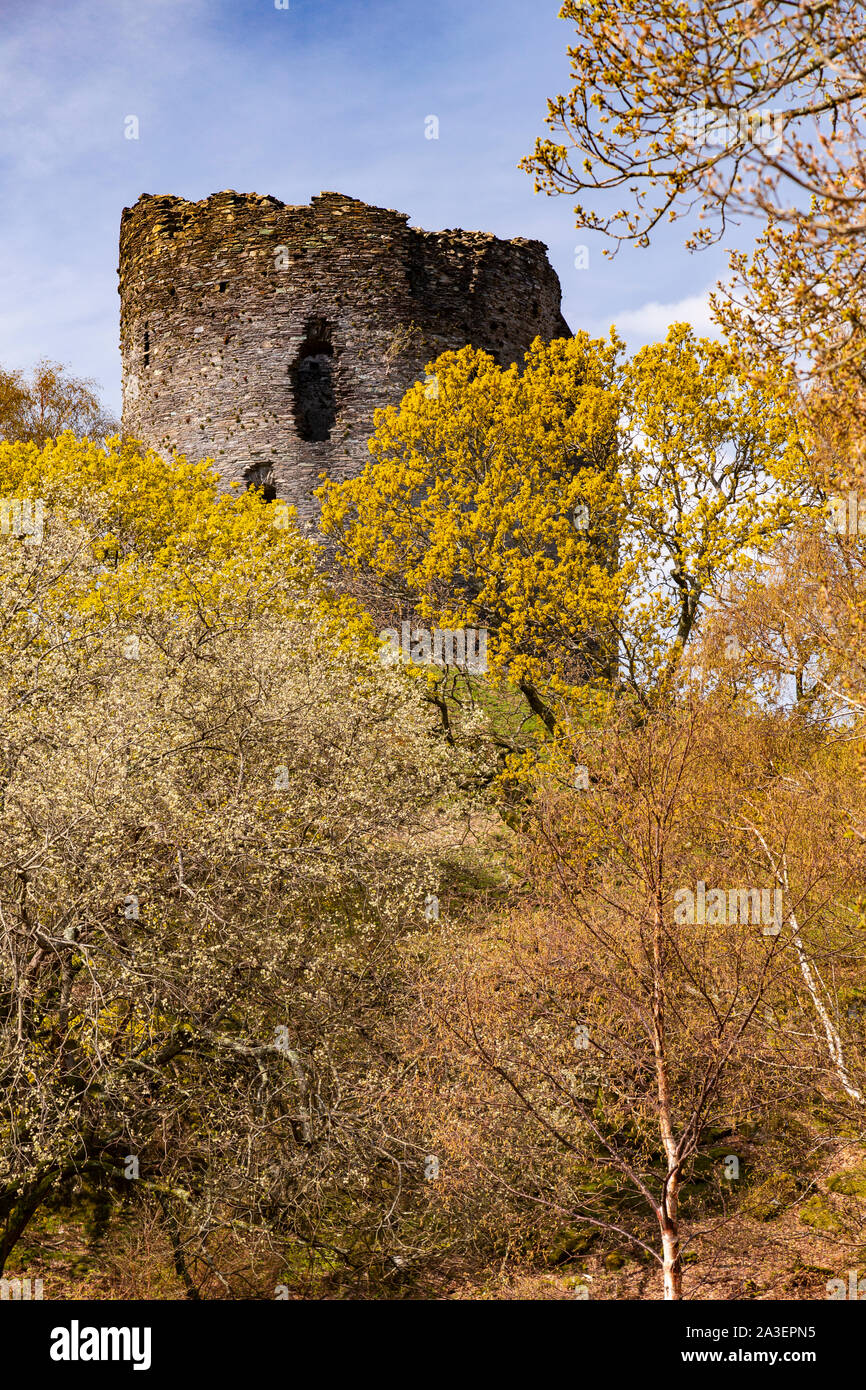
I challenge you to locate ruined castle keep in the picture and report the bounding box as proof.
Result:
[119,190,571,523]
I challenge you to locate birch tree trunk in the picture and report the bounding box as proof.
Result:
[653,892,684,1299]
[660,1177,683,1300]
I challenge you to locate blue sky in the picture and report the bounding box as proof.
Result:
[0,0,738,416]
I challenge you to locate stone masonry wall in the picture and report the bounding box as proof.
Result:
[118,190,571,525]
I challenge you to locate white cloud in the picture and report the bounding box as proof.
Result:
[605,290,721,346]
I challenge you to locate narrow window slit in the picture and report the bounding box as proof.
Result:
[291,318,336,442]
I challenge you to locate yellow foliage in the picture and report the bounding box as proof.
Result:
[319,326,813,716]
[319,334,626,714]
[0,431,375,660]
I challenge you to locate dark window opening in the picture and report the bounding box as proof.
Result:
[291,318,336,442]
[244,462,277,503]
[143,325,150,368]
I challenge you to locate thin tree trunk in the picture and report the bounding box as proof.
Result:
[789,902,864,1104]
[660,1177,683,1300]
[652,890,683,1298]
[517,680,557,737]
[0,1170,58,1276]
[747,829,864,1105]
[157,1195,201,1300]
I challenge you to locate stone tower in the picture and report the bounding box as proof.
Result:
[119,190,570,524]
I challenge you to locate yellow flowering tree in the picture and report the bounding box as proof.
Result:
[319,326,811,725]
[320,334,625,735]
[0,430,361,639]
[618,325,811,695]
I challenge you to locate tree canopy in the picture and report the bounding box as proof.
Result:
[319,326,811,723]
